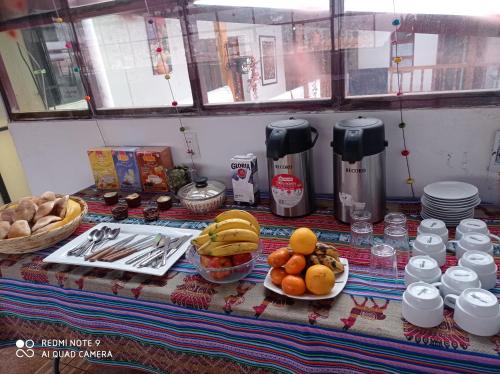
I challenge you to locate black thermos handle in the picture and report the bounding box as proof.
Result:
[342,129,363,163]
[311,127,319,147]
[267,128,287,161]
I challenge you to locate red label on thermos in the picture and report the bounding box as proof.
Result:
[271,174,304,208]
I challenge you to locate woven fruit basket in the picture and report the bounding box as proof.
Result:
[0,196,87,254]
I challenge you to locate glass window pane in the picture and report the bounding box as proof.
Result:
[75,11,193,109]
[188,1,331,104]
[0,24,87,112]
[342,0,500,97]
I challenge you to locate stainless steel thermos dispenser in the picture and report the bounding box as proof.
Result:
[266,119,318,217]
[331,117,387,223]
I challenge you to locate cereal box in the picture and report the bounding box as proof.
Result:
[87,147,120,190]
[112,147,142,191]
[136,147,174,192]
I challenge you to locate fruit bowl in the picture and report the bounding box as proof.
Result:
[186,243,261,284]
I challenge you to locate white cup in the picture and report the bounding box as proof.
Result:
[433,266,481,297]
[412,233,446,266]
[455,219,500,243]
[404,255,442,287]
[402,282,444,328]
[449,232,494,259]
[459,251,498,290]
[444,288,500,337]
[418,219,448,244]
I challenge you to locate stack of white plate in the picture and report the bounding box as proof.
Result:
[421,181,480,226]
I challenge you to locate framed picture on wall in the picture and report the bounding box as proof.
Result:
[259,35,277,86]
[145,17,173,76]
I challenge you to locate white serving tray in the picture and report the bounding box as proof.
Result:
[263,258,349,300]
[44,222,201,276]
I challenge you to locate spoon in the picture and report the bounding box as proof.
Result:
[68,229,99,256]
[80,229,105,256]
[91,227,120,252]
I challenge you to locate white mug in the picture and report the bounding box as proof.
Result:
[458,251,498,290]
[455,219,500,242]
[418,219,448,244]
[404,256,441,287]
[402,282,444,328]
[412,233,446,266]
[448,232,494,259]
[433,266,481,297]
[444,288,500,337]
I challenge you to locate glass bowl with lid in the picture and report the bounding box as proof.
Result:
[177,177,226,214]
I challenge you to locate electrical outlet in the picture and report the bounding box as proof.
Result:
[183,131,201,159]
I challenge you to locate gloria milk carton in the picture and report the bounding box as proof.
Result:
[230,153,260,205]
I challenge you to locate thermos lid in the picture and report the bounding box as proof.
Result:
[266,118,318,160]
[331,117,387,162]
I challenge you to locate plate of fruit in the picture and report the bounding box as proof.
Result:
[187,209,261,283]
[264,228,348,300]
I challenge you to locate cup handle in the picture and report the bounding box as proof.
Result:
[431,281,441,288]
[446,240,458,253]
[444,294,458,309]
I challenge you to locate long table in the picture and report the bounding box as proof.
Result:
[1,188,499,373]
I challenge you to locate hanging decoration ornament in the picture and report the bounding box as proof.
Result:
[144,0,197,176]
[392,0,416,198]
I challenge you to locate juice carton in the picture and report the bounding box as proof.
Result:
[112,147,142,191]
[136,147,174,192]
[230,153,260,205]
[87,147,120,190]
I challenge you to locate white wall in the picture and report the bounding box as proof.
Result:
[9,107,500,204]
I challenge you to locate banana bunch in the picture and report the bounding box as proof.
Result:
[192,210,260,257]
[308,242,344,274]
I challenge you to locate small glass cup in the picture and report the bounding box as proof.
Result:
[384,212,407,228]
[350,221,373,249]
[350,208,372,223]
[384,225,410,265]
[370,244,398,279]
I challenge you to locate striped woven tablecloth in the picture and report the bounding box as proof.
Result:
[1,187,499,373]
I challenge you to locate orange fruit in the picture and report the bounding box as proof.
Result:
[270,268,287,286]
[289,227,317,255]
[305,264,335,295]
[281,275,306,296]
[284,254,306,275]
[267,247,290,268]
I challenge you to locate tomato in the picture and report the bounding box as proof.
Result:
[200,255,232,280]
[232,253,252,266]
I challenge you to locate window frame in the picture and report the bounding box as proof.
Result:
[0,0,498,122]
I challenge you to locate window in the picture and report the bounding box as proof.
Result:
[0,0,499,119]
[188,1,331,104]
[342,0,500,97]
[75,11,193,109]
[0,24,87,113]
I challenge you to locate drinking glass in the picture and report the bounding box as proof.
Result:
[384,212,407,228]
[384,225,410,265]
[370,244,398,279]
[350,208,372,223]
[350,221,373,249]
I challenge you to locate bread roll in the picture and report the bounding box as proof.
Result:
[14,200,38,222]
[41,191,56,201]
[34,200,55,221]
[32,215,62,232]
[52,195,69,218]
[7,220,31,238]
[0,209,15,224]
[0,221,10,239]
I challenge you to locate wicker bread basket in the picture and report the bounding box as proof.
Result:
[0,195,88,254]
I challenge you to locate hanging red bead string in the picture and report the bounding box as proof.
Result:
[144,0,196,172]
[392,0,416,197]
